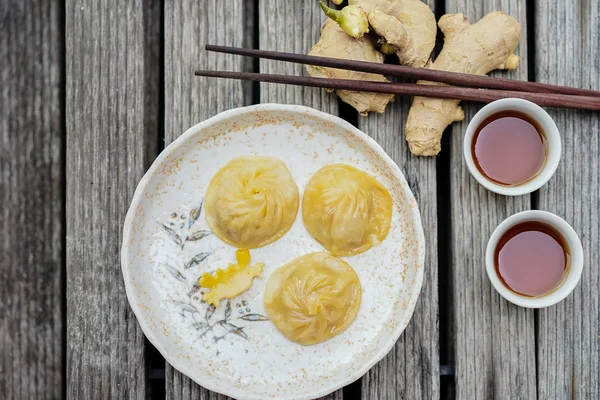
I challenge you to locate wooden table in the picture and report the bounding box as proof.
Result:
[1,0,598,399]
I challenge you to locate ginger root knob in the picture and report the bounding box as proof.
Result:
[405,11,522,156]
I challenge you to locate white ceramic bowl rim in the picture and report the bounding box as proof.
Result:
[121,104,426,399]
[463,98,562,196]
[485,210,584,308]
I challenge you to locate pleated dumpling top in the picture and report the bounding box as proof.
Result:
[302,164,392,256]
[205,156,299,248]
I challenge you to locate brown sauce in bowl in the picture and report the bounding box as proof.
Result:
[472,111,547,186]
[494,221,570,297]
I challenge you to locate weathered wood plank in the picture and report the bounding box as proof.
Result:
[358,1,439,398]
[259,1,340,399]
[358,116,440,400]
[535,1,600,399]
[445,1,537,399]
[0,1,63,399]
[259,0,338,114]
[65,0,161,398]
[164,0,254,398]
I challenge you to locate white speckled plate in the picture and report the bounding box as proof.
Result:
[121,104,425,400]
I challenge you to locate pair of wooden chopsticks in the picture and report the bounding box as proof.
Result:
[196,44,600,111]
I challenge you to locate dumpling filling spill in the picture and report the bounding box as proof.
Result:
[199,249,264,307]
[264,252,362,345]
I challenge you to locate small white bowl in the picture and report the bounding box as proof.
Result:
[485,210,583,308]
[463,98,561,196]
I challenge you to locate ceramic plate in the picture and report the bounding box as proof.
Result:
[121,104,425,400]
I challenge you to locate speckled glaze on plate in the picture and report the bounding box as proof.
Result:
[121,104,425,400]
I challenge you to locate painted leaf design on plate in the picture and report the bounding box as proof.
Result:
[218,321,248,340]
[184,252,210,269]
[188,281,201,297]
[186,230,212,242]
[224,300,232,319]
[188,200,203,229]
[205,304,216,321]
[180,305,199,315]
[169,301,197,314]
[239,314,269,321]
[159,222,183,247]
[191,322,209,330]
[169,300,194,308]
[162,264,186,282]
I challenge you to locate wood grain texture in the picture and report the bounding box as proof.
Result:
[164,0,254,398]
[358,114,440,400]
[65,0,161,398]
[259,1,340,399]
[0,1,63,399]
[535,1,600,399]
[357,1,439,398]
[445,1,537,399]
[259,0,338,115]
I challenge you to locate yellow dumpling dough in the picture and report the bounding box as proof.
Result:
[302,164,393,256]
[205,156,299,248]
[264,252,361,345]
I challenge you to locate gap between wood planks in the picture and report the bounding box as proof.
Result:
[60,0,68,397]
[432,1,453,399]
[145,0,167,399]
[525,0,541,396]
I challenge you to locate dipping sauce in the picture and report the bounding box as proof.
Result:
[494,221,570,297]
[472,111,547,186]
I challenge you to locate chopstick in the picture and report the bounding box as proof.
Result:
[205,44,600,98]
[194,70,600,111]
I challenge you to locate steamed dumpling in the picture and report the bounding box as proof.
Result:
[302,164,392,256]
[264,252,361,345]
[205,156,299,248]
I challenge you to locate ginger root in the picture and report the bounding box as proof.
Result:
[351,0,437,68]
[406,12,521,156]
[319,1,369,39]
[307,0,436,115]
[307,19,395,115]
